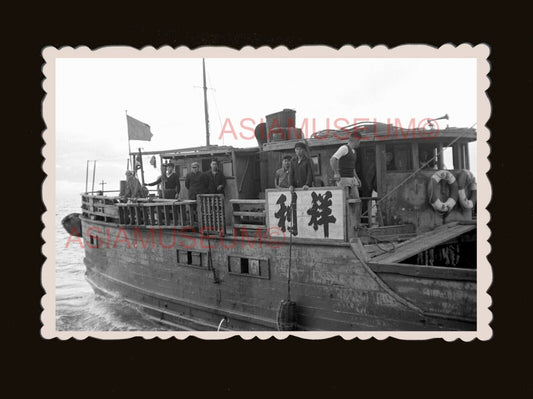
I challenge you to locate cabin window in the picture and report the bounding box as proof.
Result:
[311,154,321,176]
[201,159,211,171]
[176,249,206,267]
[228,256,269,279]
[418,144,438,170]
[180,165,189,178]
[240,258,249,274]
[385,144,411,171]
[222,161,233,177]
[89,235,100,248]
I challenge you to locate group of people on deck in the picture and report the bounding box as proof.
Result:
[274,133,362,201]
[125,133,362,202]
[123,159,226,200]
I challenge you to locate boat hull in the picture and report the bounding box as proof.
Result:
[81,219,476,331]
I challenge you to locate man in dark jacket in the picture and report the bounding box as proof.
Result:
[185,162,208,200]
[289,141,314,191]
[145,163,181,199]
[274,155,292,188]
[206,160,226,194]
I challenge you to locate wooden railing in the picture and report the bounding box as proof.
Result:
[81,192,378,239]
[197,194,225,235]
[230,199,266,235]
[81,194,198,228]
[117,199,197,227]
[81,194,120,223]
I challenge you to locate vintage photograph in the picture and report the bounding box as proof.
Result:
[42,45,491,339]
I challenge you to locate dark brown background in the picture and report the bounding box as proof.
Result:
[8,8,528,396]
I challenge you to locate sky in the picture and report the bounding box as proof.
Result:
[55,57,477,197]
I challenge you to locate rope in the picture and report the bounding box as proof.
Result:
[360,129,473,219]
[366,232,396,254]
[276,192,296,331]
[286,191,298,301]
[287,219,293,302]
[206,234,219,284]
[217,317,227,331]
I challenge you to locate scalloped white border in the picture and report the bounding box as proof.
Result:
[41,44,492,341]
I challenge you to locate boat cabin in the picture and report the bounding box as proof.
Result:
[257,110,476,234]
[136,145,260,225]
[81,109,476,267]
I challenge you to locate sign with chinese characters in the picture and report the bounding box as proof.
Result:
[265,188,345,240]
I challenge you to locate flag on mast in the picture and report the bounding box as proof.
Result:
[127,115,153,141]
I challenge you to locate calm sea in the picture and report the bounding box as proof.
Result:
[55,195,168,331]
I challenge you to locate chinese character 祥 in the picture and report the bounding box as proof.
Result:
[307,191,336,238]
[274,192,298,235]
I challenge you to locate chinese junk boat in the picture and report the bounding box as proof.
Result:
[71,107,477,331]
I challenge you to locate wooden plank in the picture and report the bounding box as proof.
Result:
[368,262,476,282]
[118,207,124,224]
[172,205,178,226]
[156,205,163,225]
[452,143,461,170]
[128,206,135,225]
[346,199,362,204]
[375,143,385,199]
[232,211,266,217]
[143,206,150,225]
[135,206,143,225]
[372,223,476,263]
[149,206,156,226]
[229,199,266,205]
[179,204,185,226]
[233,224,266,230]
[437,143,444,169]
[85,209,114,218]
[463,143,470,170]
[164,205,171,226]
[359,233,416,245]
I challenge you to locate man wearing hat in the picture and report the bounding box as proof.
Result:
[145,163,181,199]
[185,162,209,200]
[288,141,314,191]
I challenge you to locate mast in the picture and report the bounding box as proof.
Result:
[202,58,210,146]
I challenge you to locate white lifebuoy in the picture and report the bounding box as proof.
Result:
[456,169,477,209]
[428,170,458,213]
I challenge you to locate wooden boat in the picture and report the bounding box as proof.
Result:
[73,106,477,331]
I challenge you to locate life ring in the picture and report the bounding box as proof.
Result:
[456,169,477,209]
[428,170,458,213]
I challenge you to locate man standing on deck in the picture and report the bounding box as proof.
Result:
[185,162,209,200]
[274,155,292,188]
[145,163,181,199]
[206,160,226,194]
[124,170,146,199]
[289,141,314,191]
[330,132,362,225]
